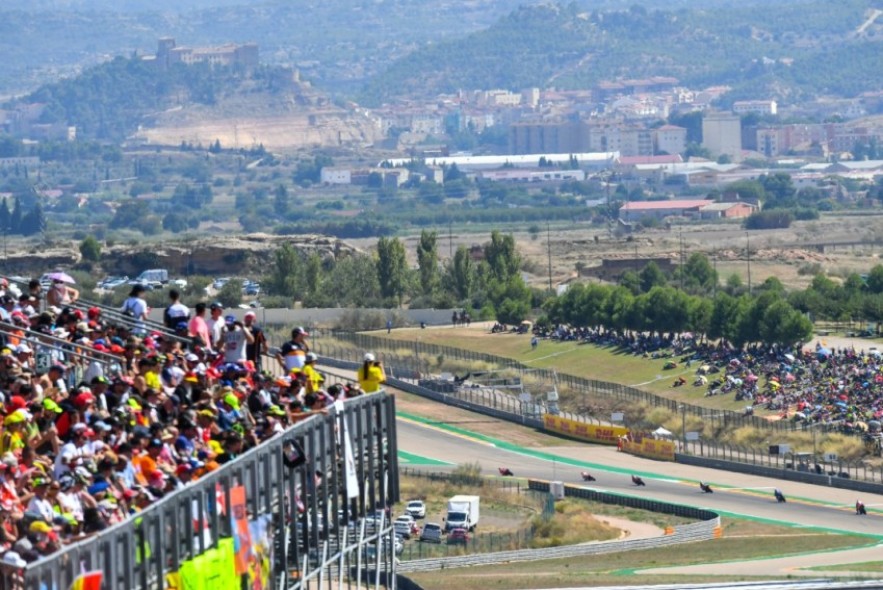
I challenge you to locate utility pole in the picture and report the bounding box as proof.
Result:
[746,232,752,294]
[448,222,453,259]
[679,231,685,291]
[547,222,553,293]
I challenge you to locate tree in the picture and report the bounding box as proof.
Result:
[416,230,440,297]
[639,261,667,293]
[484,231,520,282]
[446,245,474,301]
[217,279,243,308]
[680,253,718,295]
[79,235,102,261]
[274,184,290,216]
[269,243,304,298]
[19,203,46,236]
[376,237,408,305]
[867,264,883,294]
[9,196,22,234]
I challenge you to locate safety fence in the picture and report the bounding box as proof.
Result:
[396,479,720,573]
[316,331,803,434]
[20,393,400,590]
[314,351,883,490]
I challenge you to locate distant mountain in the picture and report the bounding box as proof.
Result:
[3,0,263,12]
[0,0,518,96]
[359,1,883,106]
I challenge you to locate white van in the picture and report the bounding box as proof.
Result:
[130,269,169,288]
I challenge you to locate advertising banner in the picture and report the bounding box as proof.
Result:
[621,437,676,461]
[230,485,253,576]
[542,414,629,445]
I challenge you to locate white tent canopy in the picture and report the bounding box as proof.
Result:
[653,427,674,438]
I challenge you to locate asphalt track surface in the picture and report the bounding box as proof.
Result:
[395,414,883,577]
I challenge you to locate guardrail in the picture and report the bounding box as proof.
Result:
[396,479,720,573]
[19,393,400,590]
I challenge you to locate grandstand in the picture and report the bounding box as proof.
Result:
[0,279,399,590]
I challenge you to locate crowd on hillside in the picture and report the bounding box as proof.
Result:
[0,277,385,575]
[543,324,883,439]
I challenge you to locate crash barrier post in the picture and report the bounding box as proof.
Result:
[20,393,400,590]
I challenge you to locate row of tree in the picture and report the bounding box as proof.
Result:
[0,196,46,236]
[264,230,533,322]
[543,282,813,348]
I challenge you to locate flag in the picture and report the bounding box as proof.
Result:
[69,571,103,590]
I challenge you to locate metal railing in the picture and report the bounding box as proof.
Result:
[19,393,400,590]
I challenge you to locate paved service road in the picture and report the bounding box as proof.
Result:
[396,415,883,576]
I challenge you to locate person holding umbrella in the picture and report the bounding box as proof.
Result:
[45,272,78,307]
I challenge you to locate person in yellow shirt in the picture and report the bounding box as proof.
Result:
[357,353,386,393]
[302,353,323,394]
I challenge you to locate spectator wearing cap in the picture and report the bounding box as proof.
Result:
[53,423,92,478]
[221,315,253,365]
[175,463,194,485]
[26,477,55,524]
[357,352,386,393]
[0,294,15,322]
[243,311,267,371]
[302,352,324,394]
[163,290,190,330]
[28,400,60,457]
[206,302,225,351]
[216,389,242,432]
[1,411,28,456]
[13,343,34,372]
[276,327,309,373]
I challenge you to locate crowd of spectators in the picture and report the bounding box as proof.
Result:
[543,324,883,440]
[0,277,371,573]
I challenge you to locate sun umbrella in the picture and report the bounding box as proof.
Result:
[47,271,75,284]
[784,373,796,383]
[746,373,758,382]
[784,353,796,362]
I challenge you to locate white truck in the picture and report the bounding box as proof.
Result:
[445,495,480,532]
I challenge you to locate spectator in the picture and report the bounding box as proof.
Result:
[206,303,225,351]
[243,312,267,372]
[357,353,386,394]
[163,290,190,330]
[121,285,149,332]
[46,280,78,308]
[276,327,309,373]
[221,315,253,365]
[188,303,212,352]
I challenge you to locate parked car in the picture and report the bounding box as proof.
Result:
[99,276,129,290]
[406,500,426,519]
[393,517,413,539]
[129,269,169,289]
[446,527,469,545]
[419,522,442,544]
[244,282,261,296]
[212,277,231,290]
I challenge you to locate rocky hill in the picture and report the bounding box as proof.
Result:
[3,233,363,276]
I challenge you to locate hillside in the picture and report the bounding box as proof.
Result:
[0,0,518,96]
[359,1,883,106]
